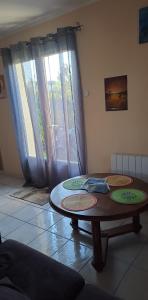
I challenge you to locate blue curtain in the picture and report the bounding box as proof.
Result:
[1,28,87,188]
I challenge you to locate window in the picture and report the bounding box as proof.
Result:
[15,51,78,163]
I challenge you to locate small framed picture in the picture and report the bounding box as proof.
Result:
[0,75,6,99]
[139,7,148,44]
[104,75,128,111]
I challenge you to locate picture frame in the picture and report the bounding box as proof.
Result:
[139,7,148,44]
[0,75,6,99]
[104,75,128,111]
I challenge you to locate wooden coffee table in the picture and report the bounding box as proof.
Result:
[50,173,148,271]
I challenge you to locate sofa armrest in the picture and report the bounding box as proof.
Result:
[0,239,85,300]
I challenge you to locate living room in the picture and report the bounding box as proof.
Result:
[0,0,148,299]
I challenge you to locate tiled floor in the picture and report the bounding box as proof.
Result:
[0,173,148,300]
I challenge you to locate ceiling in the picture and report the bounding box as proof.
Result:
[0,0,96,38]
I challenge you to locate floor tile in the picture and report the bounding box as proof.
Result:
[6,223,44,244]
[42,202,50,209]
[133,244,148,271]
[29,231,68,256]
[115,266,148,300]
[0,212,7,222]
[80,255,129,294]
[52,240,92,271]
[0,196,11,207]
[71,220,93,248]
[12,205,43,221]
[50,218,94,248]
[43,202,56,212]
[0,184,24,196]
[0,215,25,236]
[0,187,11,196]
[1,173,148,300]
[0,198,27,215]
[109,232,146,263]
[28,210,63,230]
[49,217,75,239]
[1,236,6,242]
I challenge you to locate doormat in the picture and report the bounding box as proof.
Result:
[10,187,50,206]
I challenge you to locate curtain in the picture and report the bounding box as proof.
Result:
[1,28,87,188]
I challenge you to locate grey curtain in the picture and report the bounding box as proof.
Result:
[1,28,87,188]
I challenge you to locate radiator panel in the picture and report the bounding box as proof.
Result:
[111,154,148,182]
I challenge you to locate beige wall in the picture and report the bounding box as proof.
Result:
[0,57,22,176]
[0,0,148,177]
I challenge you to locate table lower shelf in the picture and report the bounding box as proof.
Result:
[70,216,142,271]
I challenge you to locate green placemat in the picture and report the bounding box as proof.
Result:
[63,177,87,190]
[111,188,147,204]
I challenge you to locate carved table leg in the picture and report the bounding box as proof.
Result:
[91,220,104,272]
[70,219,79,230]
[133,214,142,233]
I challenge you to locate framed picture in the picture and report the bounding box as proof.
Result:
[139,7,148,44]
[104,75,128,111]
[0,75,6,99]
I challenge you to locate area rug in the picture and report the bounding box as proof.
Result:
[10,187,50,206]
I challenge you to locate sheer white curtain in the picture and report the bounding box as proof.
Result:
[2,28,87,188]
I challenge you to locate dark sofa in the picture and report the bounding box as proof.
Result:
[0,239,119,300]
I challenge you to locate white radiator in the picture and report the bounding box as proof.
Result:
[111,153,148,182]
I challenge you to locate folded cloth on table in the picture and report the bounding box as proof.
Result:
[81,178,110,193]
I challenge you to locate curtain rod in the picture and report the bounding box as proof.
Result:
[71,22,84,31]
[0,22,83,54]
[57,23,83,33]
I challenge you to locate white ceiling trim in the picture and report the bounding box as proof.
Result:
[0,0,98,40]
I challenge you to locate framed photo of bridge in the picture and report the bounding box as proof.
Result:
[104,75,128,111]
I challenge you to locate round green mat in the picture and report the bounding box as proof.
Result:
[63,177,87,190]
[111,188,147,204]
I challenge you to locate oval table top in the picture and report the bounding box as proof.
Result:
[50,173,148,221]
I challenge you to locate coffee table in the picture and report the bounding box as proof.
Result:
[50,173,148,271]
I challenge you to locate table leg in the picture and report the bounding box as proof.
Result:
[133,214,142,233]
[91,221,104,272]
[70,219,79,230]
